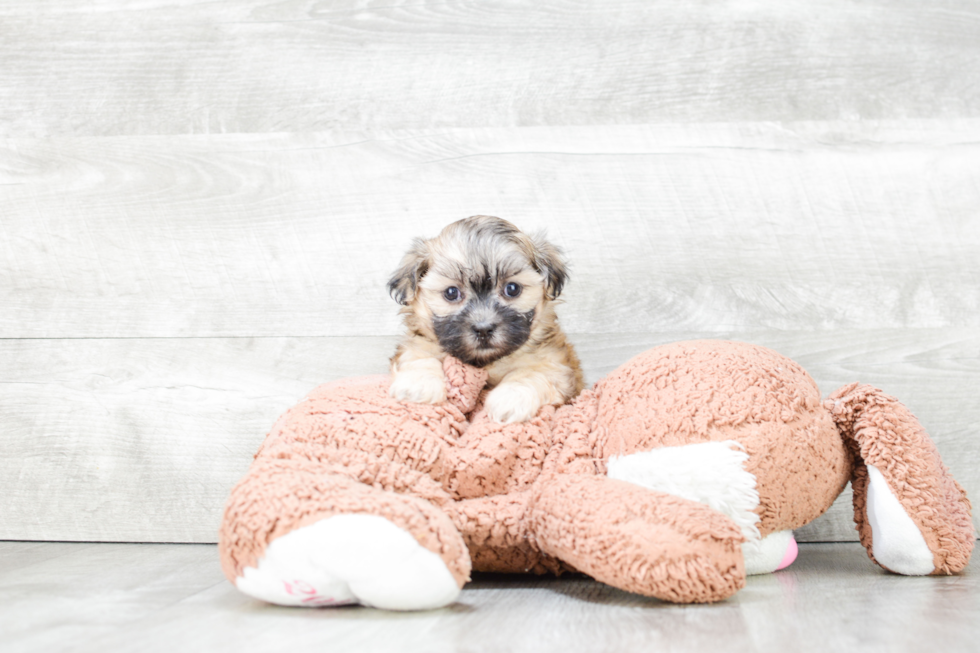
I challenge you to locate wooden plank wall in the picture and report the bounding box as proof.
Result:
[1,0,978,543]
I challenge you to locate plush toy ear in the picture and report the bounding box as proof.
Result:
[826,383,975,575]
[527,232,568,300]
[387,238,430,306]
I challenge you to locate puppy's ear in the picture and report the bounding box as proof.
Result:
[530,233,568,300]
[387,239,430,305]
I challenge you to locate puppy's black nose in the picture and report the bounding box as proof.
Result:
[472,322,496,340]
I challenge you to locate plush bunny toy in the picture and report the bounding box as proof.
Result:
[219,340,974,609]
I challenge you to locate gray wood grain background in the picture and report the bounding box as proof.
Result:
[4,542,978,652]
[1,0,977,544]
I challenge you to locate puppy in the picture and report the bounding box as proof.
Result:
[387,215,584,423]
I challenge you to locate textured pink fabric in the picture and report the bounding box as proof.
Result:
[580,340,852,536]
[219,340,974,604]
[827,383,974,574]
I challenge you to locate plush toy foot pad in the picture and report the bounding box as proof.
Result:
[236,514,460,611]
[743,530,798,576]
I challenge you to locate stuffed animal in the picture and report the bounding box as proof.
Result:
[218,340,974,610]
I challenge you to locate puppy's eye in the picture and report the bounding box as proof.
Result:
[503,282,522,298]
[443,287,462,302]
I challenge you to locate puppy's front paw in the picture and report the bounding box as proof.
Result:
[389,368,448,405]
[485,382,542,424]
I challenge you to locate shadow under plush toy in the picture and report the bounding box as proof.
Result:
[219,340,974,609]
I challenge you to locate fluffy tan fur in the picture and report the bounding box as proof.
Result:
[387,216,583,423]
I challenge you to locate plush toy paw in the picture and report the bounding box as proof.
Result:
[235,514,461,611]
[390,366,448,405]
[484,381,542,424]
[743,530,799,575]
[608,442,803,577]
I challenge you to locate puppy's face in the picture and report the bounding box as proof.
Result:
[388,216,567,367]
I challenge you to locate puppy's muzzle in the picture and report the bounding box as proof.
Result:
[433,302,534,366]
[472,320,498,348]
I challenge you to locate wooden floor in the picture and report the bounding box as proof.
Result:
[1,542,977,653]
